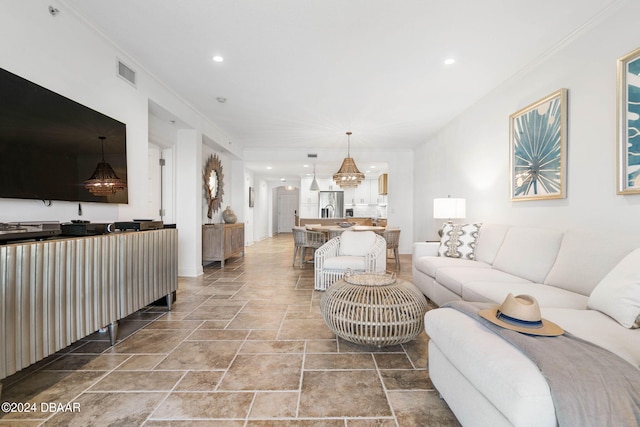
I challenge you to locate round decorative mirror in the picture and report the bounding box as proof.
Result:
[203,154,224,219]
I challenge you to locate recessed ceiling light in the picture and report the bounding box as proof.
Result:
[280,178,286,182]
[444,58,456,65]
[266,166,273,170]
[303,164,309,168]
[212,55,224,62]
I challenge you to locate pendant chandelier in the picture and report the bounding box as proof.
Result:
[333,131,365,188]
[309,164,320,191]
[84,136,127,196]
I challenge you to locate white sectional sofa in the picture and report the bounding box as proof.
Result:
[412,224,640,427]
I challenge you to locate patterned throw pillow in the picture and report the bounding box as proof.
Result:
[437,223,482,260]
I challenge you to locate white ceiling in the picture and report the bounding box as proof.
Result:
[65,0,619,179]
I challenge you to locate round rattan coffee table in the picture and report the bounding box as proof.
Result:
[320,273,428,346]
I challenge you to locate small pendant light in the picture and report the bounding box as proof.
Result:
[310,164,320,191]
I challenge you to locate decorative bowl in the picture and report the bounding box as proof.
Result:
[337,222,355,228]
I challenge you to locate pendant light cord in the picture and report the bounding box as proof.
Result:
[99,136,106,162]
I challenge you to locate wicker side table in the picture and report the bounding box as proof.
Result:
[320,273,428,346]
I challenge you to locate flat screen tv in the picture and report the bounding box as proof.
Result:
[0,67,128,204]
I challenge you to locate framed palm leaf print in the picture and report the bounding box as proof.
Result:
[617,47,640,195]
[509,89,568,201]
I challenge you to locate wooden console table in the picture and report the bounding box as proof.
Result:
[202,223,245,267]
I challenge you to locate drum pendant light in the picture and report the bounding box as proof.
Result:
[333,131,365,188]
[84,136,127,196]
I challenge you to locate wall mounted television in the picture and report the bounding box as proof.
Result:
[0,67,128,204]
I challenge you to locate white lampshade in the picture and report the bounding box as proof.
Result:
[433,197,466,220]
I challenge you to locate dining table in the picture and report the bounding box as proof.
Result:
[306,224,386,237]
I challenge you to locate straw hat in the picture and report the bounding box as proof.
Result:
[479,294,563,336]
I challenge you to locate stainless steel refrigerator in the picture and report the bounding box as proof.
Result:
[318,191,344,218]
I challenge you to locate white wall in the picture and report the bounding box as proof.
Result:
[253,178,271,242]
[0,1,146,222]
[414,0,640,241]
[1,1,239,277]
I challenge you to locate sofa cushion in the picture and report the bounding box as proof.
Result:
[323,255,366,271]
[542,308,640,369]
[414,256,491,278]
[491,227,563,283]
[588,248,640,329]
[435,267,531,297]
[462,281,588,309]
[437,223,481,260]
[545,228,640,296]
[339,231,376,257]
[475,223,509,265]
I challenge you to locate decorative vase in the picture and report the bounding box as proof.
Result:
[222,206,237,224]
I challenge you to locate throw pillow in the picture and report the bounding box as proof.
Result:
[437,223,481,260]
[587,248,640,329]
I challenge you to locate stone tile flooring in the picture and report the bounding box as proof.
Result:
[0,234,458,426]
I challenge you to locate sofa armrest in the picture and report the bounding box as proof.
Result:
[314,237,341,268]
[413,241,439,269]
[413,241,439,258]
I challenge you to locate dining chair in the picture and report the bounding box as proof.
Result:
[328,228,346,239]
[292,226,327,268]
[292,226,306,267]
[382,228,401,270]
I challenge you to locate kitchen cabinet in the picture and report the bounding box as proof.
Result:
[378,173,388,195]
[344,179,386,205]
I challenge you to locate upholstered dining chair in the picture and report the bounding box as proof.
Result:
[314,230,387,290]
[382,228,401,270]
[292,226,327,268]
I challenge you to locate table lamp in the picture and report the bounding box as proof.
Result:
[433,196,466,237]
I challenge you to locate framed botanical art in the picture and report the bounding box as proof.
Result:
[617,47,640,194]
[509,88,568,201]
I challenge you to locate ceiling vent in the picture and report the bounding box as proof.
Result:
[117,59,136,88]
[307,154,318,158]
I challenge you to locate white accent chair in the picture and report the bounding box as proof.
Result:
[314,230,387,290]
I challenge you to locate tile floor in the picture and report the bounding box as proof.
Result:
[0,234,458,426]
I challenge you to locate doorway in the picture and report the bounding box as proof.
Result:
[277,193,298,233]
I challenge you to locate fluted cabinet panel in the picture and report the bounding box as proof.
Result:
[118,229,178,318]
[1,229,177,382]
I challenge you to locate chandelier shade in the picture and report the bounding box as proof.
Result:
[84,136,127,196]
[333,131,365,188]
